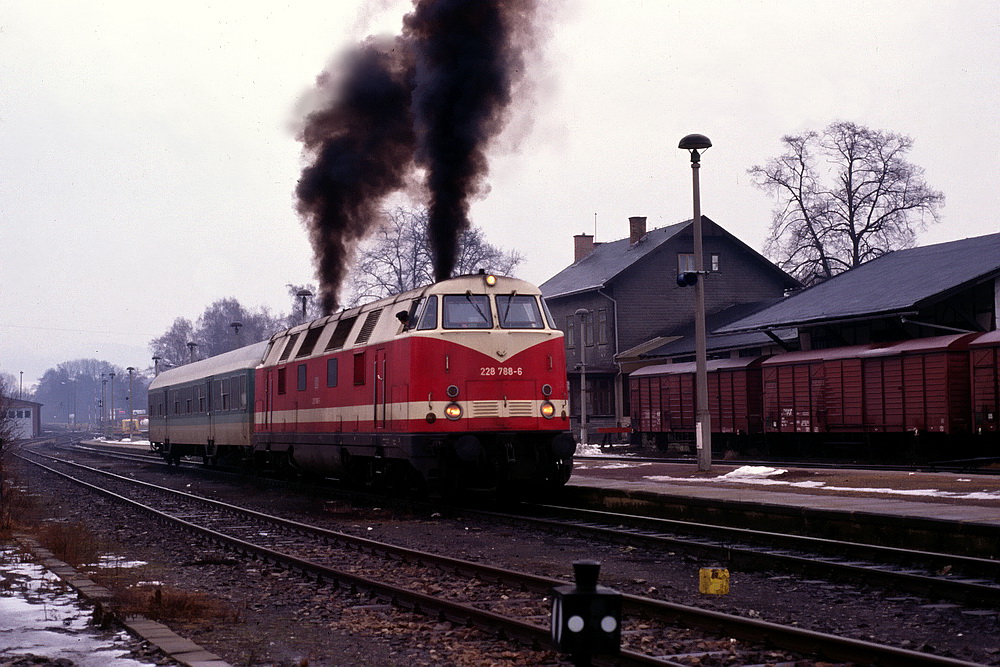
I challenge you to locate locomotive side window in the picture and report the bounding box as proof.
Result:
[541,298,557,329]
[327,357,339,388]
[277,368,287,395]
[443,294,492,329]
[417,295,438,330]
[297,364,307,391]
[497,295,545,329]
[353,352,366,385]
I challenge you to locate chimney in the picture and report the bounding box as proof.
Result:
[574,233,595,262]
[629,216,647,245]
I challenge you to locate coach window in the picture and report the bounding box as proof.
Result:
[442,294,492,329]
[327,357,339,388]
[497,295,544,329]
[221,378,231,410]
[353,352,366,385]
[417,295,438,330]
[237,376,247,409]
[297,364,307,391]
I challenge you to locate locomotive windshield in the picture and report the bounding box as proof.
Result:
[443,294,493,329]
[497,294,545,329]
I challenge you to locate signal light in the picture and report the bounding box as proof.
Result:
[676,272,699,287]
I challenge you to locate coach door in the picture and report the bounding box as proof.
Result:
[206,379,216,445]
[374,348,387,429]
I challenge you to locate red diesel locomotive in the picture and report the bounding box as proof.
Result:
[150,273,575,494]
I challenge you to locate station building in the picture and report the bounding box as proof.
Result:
[540,216,799,437]
[542,220,1000,443]
[4,398,43,439]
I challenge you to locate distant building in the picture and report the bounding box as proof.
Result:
[5,398,43,439]
[540,215,798,437]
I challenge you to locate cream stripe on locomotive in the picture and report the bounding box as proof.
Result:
[264,398,568,426]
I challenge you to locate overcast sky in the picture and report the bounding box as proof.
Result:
[3,0,999,391]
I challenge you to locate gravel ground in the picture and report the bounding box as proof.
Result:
[7,451,1000,666]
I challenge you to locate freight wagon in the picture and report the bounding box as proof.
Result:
[629,333,995,463]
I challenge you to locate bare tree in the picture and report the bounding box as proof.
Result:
[749,121,945,285]
[346,206,523,305]
[285,284,326,326]
[149,317,196,368]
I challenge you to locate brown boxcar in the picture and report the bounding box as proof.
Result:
[629,357,765,451]
[760,334,977,460]
[970,330,1000,436]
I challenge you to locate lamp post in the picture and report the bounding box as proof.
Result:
[575,308,590,447]
[101,374,107,435]
[296,289,313,321]
[679,133,713,472]
[127,367,135,439]
[109,372,116,435]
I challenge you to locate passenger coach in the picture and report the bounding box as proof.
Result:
[148,341,267,465]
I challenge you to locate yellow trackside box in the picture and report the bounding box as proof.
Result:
[699,567,730,595]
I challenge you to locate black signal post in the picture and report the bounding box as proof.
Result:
[678,133,713,472]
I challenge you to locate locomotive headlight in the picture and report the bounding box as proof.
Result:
[445,402,463,420]
[540,401,555,419]
[484,273,497,287]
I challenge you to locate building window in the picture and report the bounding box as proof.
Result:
[711,253,720,272]
[597,309,608,345]
[678,253,695,273]
[584,311,595,346]
[565,316,576,348]
[297,364,307,391]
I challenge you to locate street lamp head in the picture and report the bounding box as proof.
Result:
[574,308,589,318]
[679,133,712,163]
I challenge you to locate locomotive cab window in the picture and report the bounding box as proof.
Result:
[497,294,545,329]
[417,295,438,330]
[443,294,492,329]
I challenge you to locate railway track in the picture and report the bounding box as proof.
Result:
[15,445,983,666]
[483,502,1000,609]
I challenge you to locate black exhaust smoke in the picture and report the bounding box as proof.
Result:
[296,0,538,313]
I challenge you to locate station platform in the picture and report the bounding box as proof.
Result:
[566,458,1000,557]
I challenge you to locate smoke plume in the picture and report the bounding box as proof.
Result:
[296,0,538,313]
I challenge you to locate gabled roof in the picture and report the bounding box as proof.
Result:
[540,220,688,299]
[540,216,798,300]
[718,232,1000,334]
[630,300,796,360]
